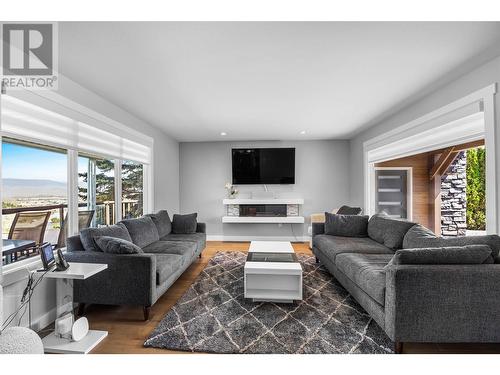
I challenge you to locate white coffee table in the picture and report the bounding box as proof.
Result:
[244,241,303,303]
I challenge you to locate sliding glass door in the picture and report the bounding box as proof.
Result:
[121,160,144,219]
[78,154,116,227]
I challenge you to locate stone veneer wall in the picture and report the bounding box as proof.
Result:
[441,151,467,236]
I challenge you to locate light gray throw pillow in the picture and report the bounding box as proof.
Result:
[95,236,143,254]
[324,212,368,237]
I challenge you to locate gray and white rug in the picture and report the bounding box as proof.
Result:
[144,251,394,354]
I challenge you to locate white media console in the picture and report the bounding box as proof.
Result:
[222,198,305,224]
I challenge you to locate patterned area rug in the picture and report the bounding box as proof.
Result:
[144,251,394,354]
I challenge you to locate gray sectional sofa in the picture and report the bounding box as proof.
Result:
[312,214,500,353]
[66,210,206,320]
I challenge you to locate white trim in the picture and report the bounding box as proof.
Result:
[1,258,44,286]
[1,248,69,284]
[364,84,495,148]
[115,161,123,222]
[483,93,499,234]
[367,112,485,164]
[363,84,498,234]
[207,235,309,242]
[67,150,79,237]
[144,163,154,214]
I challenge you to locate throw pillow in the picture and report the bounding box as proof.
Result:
[120,216,160,248]
[95,236,144,254]
[146,210,172,238]
[391,245,493,265]
[80,223,132,252]
[402,229,500,260]
[368,214,416,250]
[324,212,368,237]
[172,213,198,234]
[336,205,363,215]
[402,224,437,249]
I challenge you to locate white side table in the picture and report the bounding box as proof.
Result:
[41,262,108,354]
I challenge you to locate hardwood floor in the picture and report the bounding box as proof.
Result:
[79,241,500,354]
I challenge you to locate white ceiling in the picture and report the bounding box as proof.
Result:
[59,22,500,142]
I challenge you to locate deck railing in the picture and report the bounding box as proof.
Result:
[2,200,141,229]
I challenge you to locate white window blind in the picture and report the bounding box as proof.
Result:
[1,95,152,164]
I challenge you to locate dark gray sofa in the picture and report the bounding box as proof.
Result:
[312,214,500,353]
[66,210,206,320]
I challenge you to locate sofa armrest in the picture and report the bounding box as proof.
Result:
[312,222,325,237]
[65,251,157,306]
[385,263,500,343]
[196,222,206,234]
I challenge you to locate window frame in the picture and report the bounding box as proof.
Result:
[1,135,152,270]
[1,101,154,272]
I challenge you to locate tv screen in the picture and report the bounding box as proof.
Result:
[232,148,295,184]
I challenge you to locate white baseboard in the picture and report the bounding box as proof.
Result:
[207,235,310,242]
[30,302,74,332]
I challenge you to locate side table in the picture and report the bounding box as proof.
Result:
[41,262,108,354]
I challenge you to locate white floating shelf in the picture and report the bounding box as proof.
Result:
[223,198,304,205]
[222,216,305,224]
[378,188,402,192]
[378,201,402,206]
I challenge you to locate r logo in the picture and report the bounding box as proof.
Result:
[2,23,54,76]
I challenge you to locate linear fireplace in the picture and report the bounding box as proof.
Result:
[239,204,287,217]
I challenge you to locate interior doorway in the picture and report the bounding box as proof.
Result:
[374,140,485,236]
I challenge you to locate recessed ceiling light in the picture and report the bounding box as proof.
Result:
[220,132,227,136]
[300,130,306,135]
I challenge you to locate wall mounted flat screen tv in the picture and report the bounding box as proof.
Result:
[232,148,295,184]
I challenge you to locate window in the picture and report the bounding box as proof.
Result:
[1,95,153,268]
[122,160,144,219]
[79,154,116,227]
[1,139,68,265]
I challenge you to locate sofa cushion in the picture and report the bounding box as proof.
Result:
[335,253,394,305]
[80,223,132,252]
[95,236,143,254]
[121,216,160,249]
[313,235,394,263]
[146,210,172,238]
[155,254,183,285]
[368,214,416,250]
[393,245,494,265]
[172,213,198,234]
[403,229,500,260]
[142,240,196,259]
[161,232,206,253]
[324,212,368,237]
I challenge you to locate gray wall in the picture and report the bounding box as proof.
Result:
[55,76,180,214]
[1,74,180,331]
[349,55,500,218]
[180,140,350,240]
